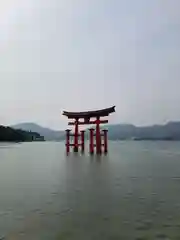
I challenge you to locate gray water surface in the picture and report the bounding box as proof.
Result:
[0,141,180,239]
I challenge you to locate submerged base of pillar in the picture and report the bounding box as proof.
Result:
[73,146,78,152]
[96,151,102,155]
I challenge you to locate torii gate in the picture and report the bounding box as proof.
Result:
[62,106,115,155]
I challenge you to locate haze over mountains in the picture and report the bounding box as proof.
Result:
[11,123,64,141]
[11,122,180,141]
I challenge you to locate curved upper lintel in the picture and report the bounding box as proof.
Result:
[62,106,116,119]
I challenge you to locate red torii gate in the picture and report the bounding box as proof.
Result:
[62,106,115,154]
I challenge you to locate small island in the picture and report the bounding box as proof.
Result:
[0,125,44,142]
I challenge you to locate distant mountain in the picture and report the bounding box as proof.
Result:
[105,124,136,140]
[0,125,44,142]
[11,121,180,141]
[11,123,64,141]
[104,122,180,140]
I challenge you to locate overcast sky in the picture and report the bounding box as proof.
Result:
[0,0,179,129]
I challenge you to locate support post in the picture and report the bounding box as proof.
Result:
[81,130,85,153]
[96,117,101,154]
[65,129,71,153]
[103,129,108,154]
[74,118,79,152]
[89,128,94,154]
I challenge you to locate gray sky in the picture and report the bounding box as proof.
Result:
[0,0,180,130]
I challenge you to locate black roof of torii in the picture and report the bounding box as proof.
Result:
[62,106,115,119]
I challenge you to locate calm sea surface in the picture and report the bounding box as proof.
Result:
[0,141,180,240]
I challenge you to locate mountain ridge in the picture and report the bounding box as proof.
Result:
[11,123,64,141]
[0,125,44,142]
[11,121,180,141]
